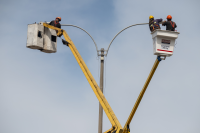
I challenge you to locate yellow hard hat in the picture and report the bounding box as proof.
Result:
[149,15,154,19]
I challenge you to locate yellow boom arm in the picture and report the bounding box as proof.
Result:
[43,23,123,133]
[122,57,161,133]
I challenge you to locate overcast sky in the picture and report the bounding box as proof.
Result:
[0,0,200,133]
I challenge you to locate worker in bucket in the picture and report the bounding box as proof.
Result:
[49,17,61,28]
[162,15,177,31]
[149,15,163,32]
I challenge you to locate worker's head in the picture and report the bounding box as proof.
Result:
[166,15,172,21]
[56,17,61,22]
[149,15,154,21]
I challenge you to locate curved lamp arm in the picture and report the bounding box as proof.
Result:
[105,23,148,56]
[61,24,99,56]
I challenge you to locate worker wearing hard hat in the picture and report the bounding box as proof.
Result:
[162,15,177,31]
[49,17,61,28]
[149,15,163,32]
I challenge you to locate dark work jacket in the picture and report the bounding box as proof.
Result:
[149,18,163,32]
[49,20,61,28]
[162,21,177,31]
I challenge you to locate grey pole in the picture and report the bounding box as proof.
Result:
[98,48,104,133]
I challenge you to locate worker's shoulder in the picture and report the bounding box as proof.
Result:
[154,19,162,23]
[165,21,171,24]
[172,21,176,24]
[49,20,54,24]
[172,21,177,26]
[169,21,177,25]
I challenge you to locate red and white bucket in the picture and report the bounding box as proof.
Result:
[151,29,180,57]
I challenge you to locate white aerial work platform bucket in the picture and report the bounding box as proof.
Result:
[41,27,57,53]
[26,23,44,50]
[151,29,180,57]
[26,22,57,53]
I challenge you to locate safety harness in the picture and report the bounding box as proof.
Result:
[170,21,175,31]
[54,20,59,27]
[151,22,160,32]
